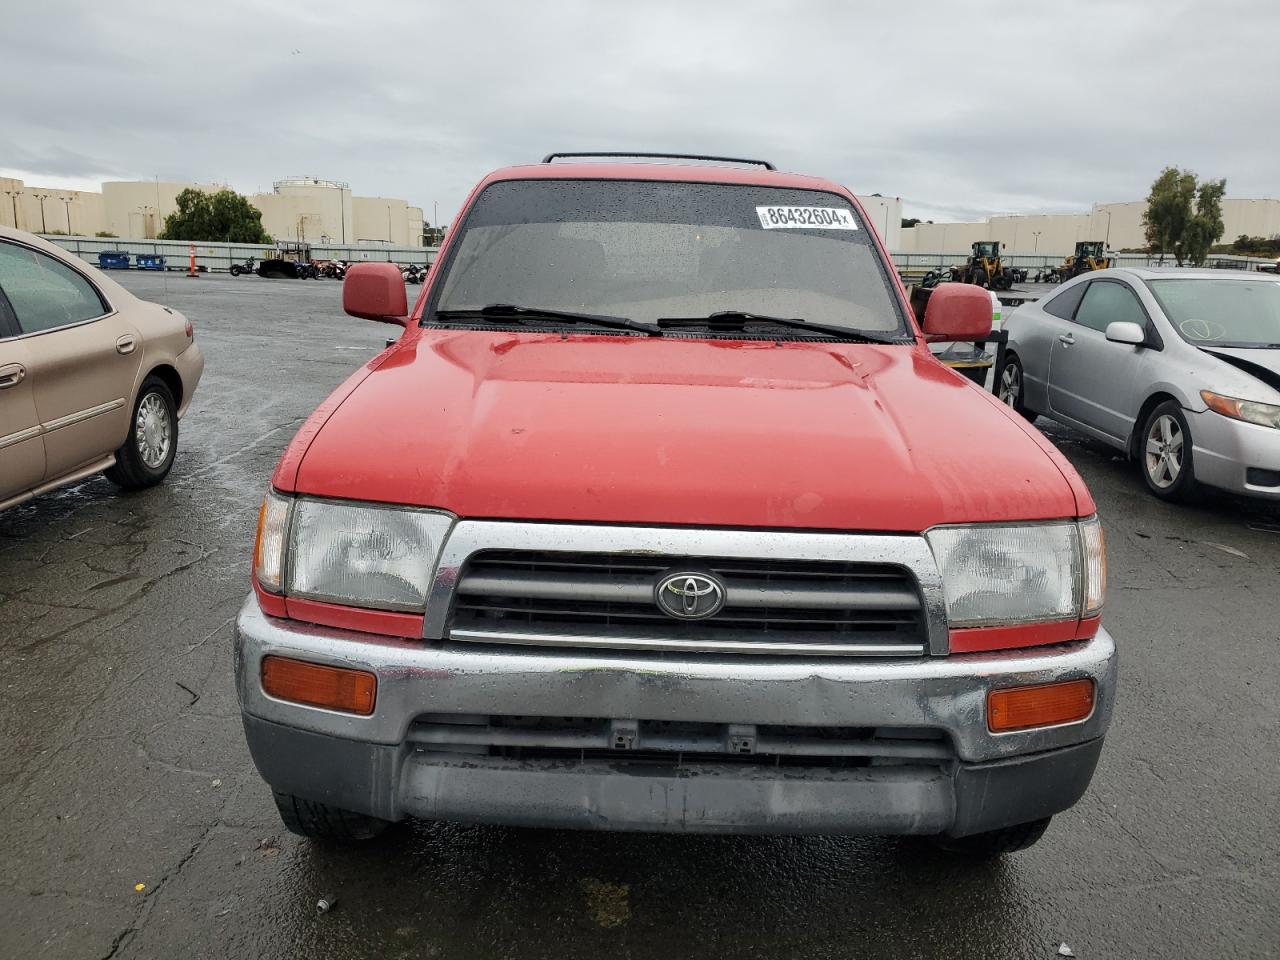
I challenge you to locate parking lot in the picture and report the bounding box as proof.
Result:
[2,272,1277,959]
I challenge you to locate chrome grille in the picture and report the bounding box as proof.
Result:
[446,550,928,656]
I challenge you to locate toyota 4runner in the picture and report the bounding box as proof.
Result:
[236,153,1115,857]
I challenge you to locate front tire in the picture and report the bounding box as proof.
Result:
[105,376,178,491]
[932,817,1051,858]
[997,355,1036,421]
[273,791,391,841]
[1139,400,1200,502]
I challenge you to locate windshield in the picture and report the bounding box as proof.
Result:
[429,179,908,336]
[1147,278,1280,348]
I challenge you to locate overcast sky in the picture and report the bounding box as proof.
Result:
[4,1,1277,224]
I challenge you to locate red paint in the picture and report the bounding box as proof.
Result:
[950,615,1102,654]
[922,284,994,341]
[288,331,1080,531]
[284,597,424,639]
[343,262,409,323]
[253,580,287,619]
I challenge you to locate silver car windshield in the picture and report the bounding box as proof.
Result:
[430,179,907,335]
[1147,278,1280,348]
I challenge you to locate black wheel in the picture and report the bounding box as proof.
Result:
[996,355,1036,421]
[1139,400,1200,502]
[229,264,242,277]
[932,817,1051,858]
[273,791,391,841]
[105,376,178,490]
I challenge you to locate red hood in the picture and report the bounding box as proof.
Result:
[283,330,1087,532]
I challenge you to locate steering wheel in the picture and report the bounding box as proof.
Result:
[1178,317,1226,341]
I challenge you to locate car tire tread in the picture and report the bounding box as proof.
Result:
[105,375,178,491]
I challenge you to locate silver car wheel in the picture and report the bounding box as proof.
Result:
[135,392,172,469]
[998,364,1021,407]
[1144,413,1184,489]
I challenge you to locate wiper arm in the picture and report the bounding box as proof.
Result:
[436,303,661,336]
[656,311,907,344]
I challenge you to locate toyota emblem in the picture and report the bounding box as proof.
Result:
[655,572,726,620]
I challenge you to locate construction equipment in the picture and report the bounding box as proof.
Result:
[1045,241,1112,283]
[949,241,1015,290]
[258,242,317,279]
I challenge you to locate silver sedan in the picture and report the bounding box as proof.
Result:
[1000,268,1280,502]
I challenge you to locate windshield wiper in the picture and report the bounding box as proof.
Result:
[435,304,661,336]
[656,311,907,344]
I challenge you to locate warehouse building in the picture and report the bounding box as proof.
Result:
[898,198,1280,255]
[0,176,425,246]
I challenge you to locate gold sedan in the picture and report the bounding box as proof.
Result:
[0,227,204,510]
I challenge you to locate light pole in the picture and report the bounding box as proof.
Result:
[1105,210,1112,247]
[136,205,155,239]
[1032,231,1041,253]
[33,193,50,233]
[387,203,393,244]
[60,195,73,234]
[2,190,19,228]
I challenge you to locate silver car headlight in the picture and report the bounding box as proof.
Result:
[925,518,1105,627]
[255,491,454,612]
[1201,390,1280,429]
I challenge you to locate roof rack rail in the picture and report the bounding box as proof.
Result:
[541,152,776,171]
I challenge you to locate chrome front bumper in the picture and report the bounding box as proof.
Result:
[235,597,1116,836]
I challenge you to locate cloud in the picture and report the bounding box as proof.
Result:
[3,0,1278,224]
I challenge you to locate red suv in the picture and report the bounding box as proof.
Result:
[236,153,1114,857]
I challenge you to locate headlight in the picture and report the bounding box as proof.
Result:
[1201,390,1280,429]
[925,518,1105,627]
[254,491,454,612]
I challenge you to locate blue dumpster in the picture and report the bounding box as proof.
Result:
[98,251,130,270]
[136,254,167,271]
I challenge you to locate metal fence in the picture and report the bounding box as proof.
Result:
[37,234,1274,278]
[891,251,1276,274]
[36,235,439,273]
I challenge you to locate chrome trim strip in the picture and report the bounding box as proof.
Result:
[450,627,926,658]
[424,521,949,654]
[43,397,126,433]
[0,425,41,451]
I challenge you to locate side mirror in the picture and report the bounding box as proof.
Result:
[1105,321,1145,346]
[921,283,993,341]
[343,262,409,325]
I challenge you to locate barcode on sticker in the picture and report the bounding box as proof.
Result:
[756,206,858,230]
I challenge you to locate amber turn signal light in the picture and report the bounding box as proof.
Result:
[988,679,1094,733]
[261,656,376,715]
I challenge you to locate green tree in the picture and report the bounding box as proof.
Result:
[901,217,921,229]
[159,188,272,244]
[1183,178,1226,266]
[1142,167,1196,264]
[1142,167,1227,266]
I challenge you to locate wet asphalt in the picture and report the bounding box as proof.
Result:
[1,273,1277,960]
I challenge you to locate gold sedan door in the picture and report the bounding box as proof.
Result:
[0,240,142,484]
[0,312,45,502]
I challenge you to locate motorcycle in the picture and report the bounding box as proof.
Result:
[228,256,256,277]
[320,260,347,280]
[402,263,427,284]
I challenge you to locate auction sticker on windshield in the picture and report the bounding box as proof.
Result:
[756,206,859,230]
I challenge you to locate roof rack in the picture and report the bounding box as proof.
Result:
[541,152,776,171]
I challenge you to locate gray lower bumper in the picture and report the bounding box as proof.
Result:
[242,713,1103,836]
[235,597,1115,836]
